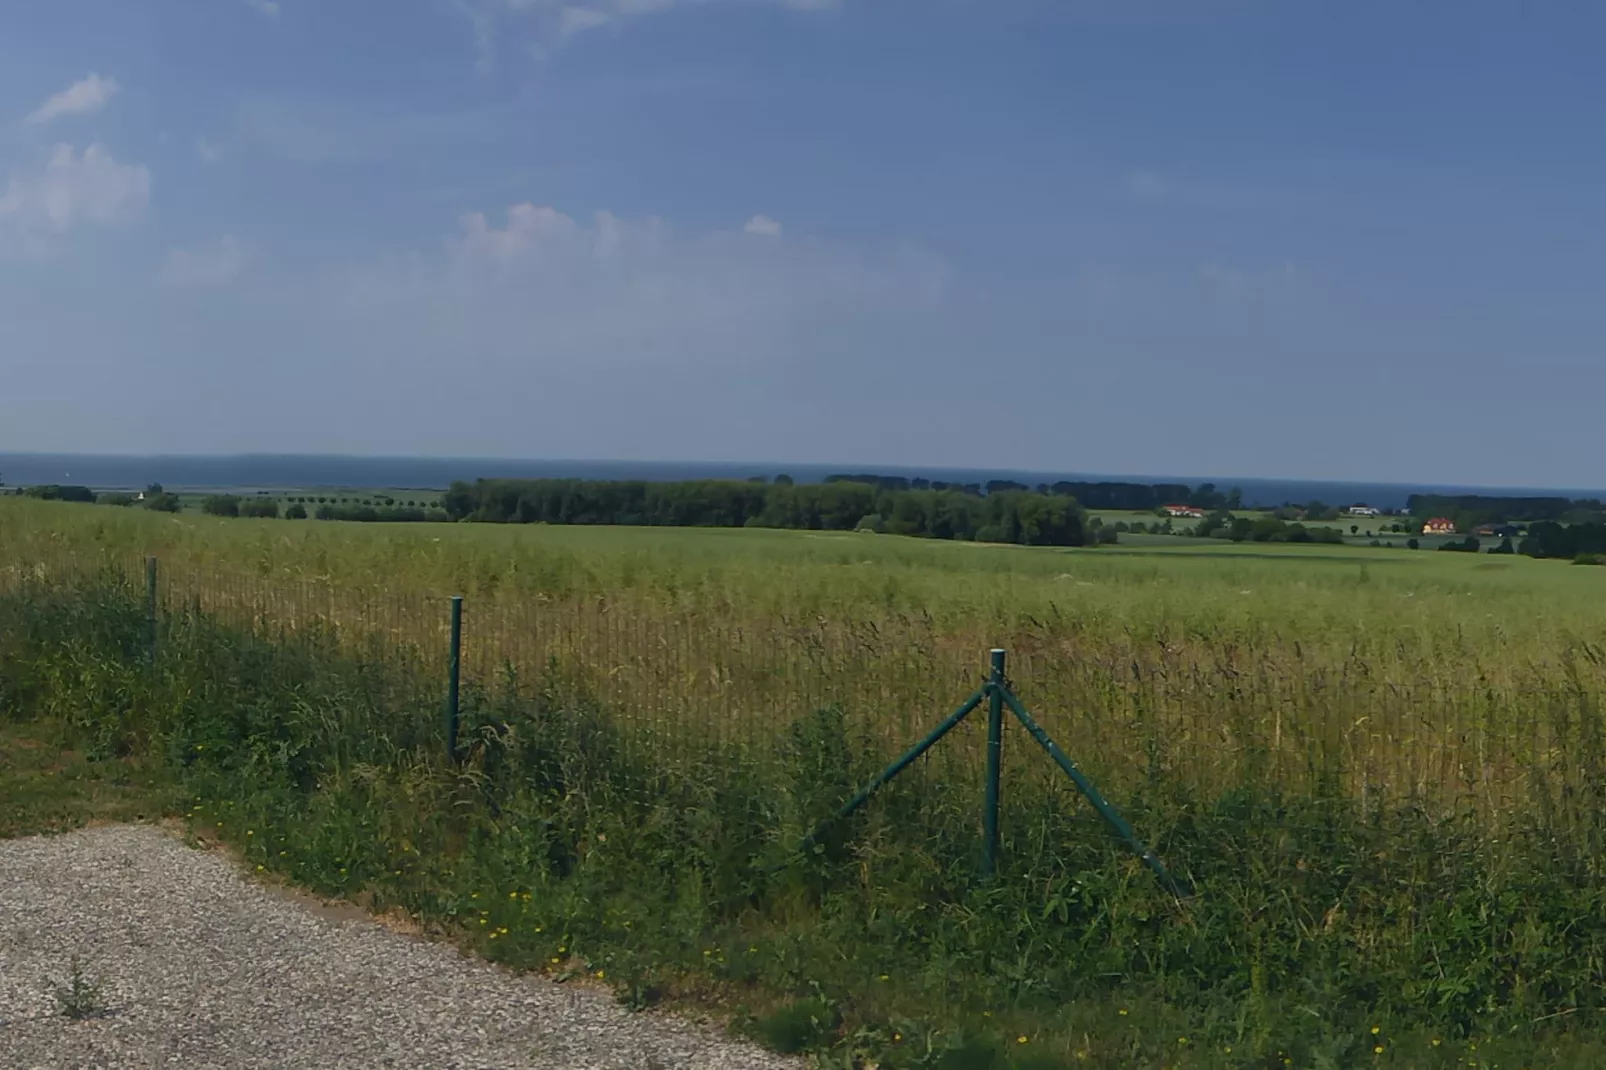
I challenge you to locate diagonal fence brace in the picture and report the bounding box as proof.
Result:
[795,685,988,858]
[998,685,1191,898]
[791,650,1189,899]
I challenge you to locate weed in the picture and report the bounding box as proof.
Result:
[747,996,841,1053]
[49,958,106,1020]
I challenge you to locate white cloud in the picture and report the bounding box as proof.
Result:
[160,235,248,287]
[25,74,121,126]
[559,6,614,36]
[743,214,783,238]
[196,137,223,164]
[1199,259,1299,305]
[245,0,282,17]
[1125,168,1317,213]
[320,198,951,379]
[461,0,840,56]
[452,202,581,266]
[0,143,150,233]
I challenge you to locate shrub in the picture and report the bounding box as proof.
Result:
[146,493,183,513]
[285,504,308,520]
[202,495,241,518]
[240,499,280,519]
[97,493,135,507]
[24,485,95,503]
[1575,553,1606,566]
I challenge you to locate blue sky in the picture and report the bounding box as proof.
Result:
[2,1,1603,487]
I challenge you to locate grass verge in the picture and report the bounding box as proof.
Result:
[6,570,1606,1067]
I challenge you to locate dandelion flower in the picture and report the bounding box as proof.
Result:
[1018,1036,1029,1045]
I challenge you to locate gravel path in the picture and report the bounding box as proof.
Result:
[0,825,803,1070]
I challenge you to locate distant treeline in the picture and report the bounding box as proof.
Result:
[1409,494,1605,524]
[1521,522,1606,560]
[1190,513,1345,545]
[20,484,96,503]
[824,474,1241,512]
[314,504,449,523]
[443,478,1092,546]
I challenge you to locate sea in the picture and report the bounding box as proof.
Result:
[1,453,1600,512]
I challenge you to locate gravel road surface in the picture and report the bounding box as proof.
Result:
[0,824,802,1070]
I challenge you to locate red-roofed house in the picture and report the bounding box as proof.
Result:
[1422,517,1456,535]
[1163,504,1206,519]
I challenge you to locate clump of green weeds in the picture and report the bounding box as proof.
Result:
[49,958,106,1021]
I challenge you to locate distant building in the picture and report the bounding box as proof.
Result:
[1347,504,1381,517]
[1162,504,1206,519]
[1473,523,1519,538]
[1422,517,1457,535]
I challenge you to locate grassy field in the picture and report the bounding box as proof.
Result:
[5,495,1606,1066]
[6,496,1606,811]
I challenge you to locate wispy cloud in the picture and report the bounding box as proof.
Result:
[459,0,842,63]
[743,214,783,238]
[24,74,120,126]
[244,0,282,18]
[1199,259,1298,304]
[558,6,614,38]
[0,143,150,234]
[1125,169,1318,212]
[160,235,248,287]
[318,198,951,379]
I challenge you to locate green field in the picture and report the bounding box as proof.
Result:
[5,495,1606,1067]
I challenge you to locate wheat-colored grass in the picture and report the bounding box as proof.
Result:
[4,496,1604,820]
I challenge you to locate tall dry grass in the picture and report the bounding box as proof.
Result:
[4,496,1605,822]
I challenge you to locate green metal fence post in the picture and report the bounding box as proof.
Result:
[145,556,158,665]
[446,595,463,760]
[983,648,1005,876]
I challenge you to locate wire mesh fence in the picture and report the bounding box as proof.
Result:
[7,547,1606,858]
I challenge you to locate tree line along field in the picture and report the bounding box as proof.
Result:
[6,494,1606,1066]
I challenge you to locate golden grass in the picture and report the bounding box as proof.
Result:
[4,496,1604,818]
